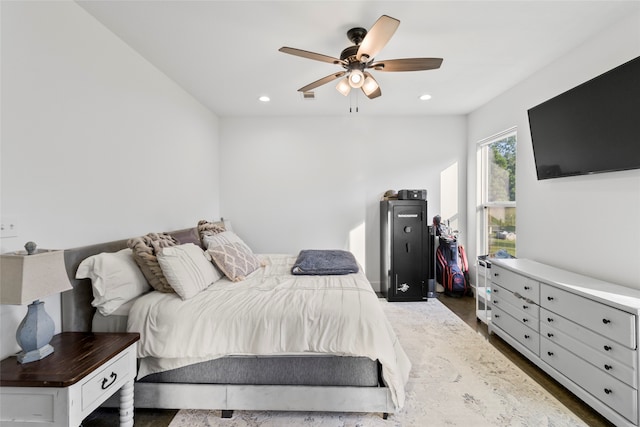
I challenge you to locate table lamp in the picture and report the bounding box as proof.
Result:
[0,243,72,363]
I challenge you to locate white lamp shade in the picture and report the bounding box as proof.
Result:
[348,70,365,88]
[0,250,72,305]
[362,74,380,96]
[336,78,352,96]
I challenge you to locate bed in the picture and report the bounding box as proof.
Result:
[60,224,410,419]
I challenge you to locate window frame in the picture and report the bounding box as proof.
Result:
[477,127,517,257]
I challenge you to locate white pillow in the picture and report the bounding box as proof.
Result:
[157,243,223,300]
[76,248,151,316]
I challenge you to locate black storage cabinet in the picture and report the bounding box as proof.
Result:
[380,199,431,301]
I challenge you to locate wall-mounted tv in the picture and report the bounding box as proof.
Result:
[528,56,640,180]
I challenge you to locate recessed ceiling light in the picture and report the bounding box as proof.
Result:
[258,95,270,102]
[419,94,432,101]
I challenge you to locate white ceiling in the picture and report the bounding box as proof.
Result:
[76,1,638,117]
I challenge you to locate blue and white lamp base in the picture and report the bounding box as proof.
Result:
[16,300,55,363]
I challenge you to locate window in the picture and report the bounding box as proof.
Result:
[478,129,516,257]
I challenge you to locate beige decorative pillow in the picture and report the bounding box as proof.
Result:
[205,231,262,282]
[127,233,178,293]
[197,219,226,248]
[157,243,223,300]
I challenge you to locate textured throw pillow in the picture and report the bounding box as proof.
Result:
[127,233,178,293]
[197,219,227,248]
[205,231,262,282]
[157,243,223,299]
[76,248,151,316]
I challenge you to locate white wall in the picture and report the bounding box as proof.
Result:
[0,2,221,358]
[219,115,467,289]
[466,12,640,289]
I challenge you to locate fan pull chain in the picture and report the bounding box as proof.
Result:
[349,91,360,113]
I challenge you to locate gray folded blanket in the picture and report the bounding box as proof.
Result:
[291,250,359,275]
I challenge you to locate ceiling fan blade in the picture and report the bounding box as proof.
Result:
[298,71,347,92]
[369,58,443,72]
[356,15,400,62]
[279,47,345,65]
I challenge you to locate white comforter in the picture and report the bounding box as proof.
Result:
[127,254,411,409]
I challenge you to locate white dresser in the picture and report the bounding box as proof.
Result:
[489,258,640,427]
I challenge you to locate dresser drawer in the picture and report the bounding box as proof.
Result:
[541,308,637,370]
[541,284,636,349]
[492,305,539,355]
[541,322,636,388]
[492,284,540,321]
[541,338,638,423]
[81,349,133,411]
[492,266,540,304]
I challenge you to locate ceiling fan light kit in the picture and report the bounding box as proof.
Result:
[279,14,443,103]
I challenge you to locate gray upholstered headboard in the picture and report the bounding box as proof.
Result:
[61,227,200,332]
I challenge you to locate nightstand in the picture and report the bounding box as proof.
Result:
[0,332,139,427]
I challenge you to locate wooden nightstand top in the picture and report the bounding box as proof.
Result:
[0,332,139,388]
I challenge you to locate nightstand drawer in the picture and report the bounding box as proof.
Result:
[82,349,133,411]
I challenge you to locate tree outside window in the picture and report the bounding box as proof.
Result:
[480,131,516,257]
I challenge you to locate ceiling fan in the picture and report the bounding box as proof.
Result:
[279,15,443,99]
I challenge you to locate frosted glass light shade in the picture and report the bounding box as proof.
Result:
[348,70,365,88]
[336,78,352,96]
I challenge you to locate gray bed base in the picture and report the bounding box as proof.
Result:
[60,229,394,418]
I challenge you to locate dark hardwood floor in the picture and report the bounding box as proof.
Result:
[438,293,615,427]
[85,294,615,426]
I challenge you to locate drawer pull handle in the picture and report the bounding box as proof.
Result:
[522,305,528,309]
[602,318,611,325]
[522,318,528,322]
[547,333,554,338]
[493,289,499,293]
[494,273,499,277]
[604,364,613,371]
[547,317,554,322]
[604,388,612,395]
[494,314,500,318]
[101,372,118,390]
[547,351,554,356]
[524,334,530,339]
[524,286,530,290]
[604,345,612,351]
[547,296,554,301]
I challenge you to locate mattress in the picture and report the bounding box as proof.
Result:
[128,254,410,408]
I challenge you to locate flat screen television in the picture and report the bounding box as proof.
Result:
[527,56,640,180]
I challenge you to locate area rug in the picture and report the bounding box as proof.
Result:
[168,299,586,427]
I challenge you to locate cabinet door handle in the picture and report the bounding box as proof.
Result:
[524,334,530,339]
[604,388,612,395]
[494,314,500,318]
[524,286,530,290]
[493,288,499,293]
[101,372,118,390]
[604,364,613,371]
[547,351,554,356]
[602,318,611,324]
[547,317,554,322]
[547,296,554,301]
[547,333,554,338]
[494,273,499,277]
[522,318,528,322]
[522,305,528,310]
[604,345,612,351]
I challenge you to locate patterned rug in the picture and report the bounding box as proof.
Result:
[168,299,586,427]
